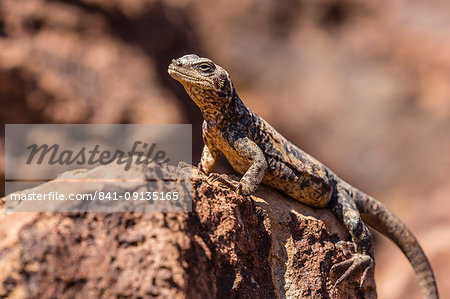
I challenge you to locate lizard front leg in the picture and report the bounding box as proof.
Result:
[232,137,268,195]
[199,144,220,174]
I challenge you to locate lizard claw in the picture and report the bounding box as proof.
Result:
[331,252,374,289]
[178,161,193,170]
[235,184,242,195]
[197,163,211,175]
[207,173,219,184]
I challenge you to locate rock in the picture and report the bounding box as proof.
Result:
[0,0,185,125]
[0,164,376,298]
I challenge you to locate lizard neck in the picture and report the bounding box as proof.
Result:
[204,88,251,128]
[184,85,228,125]
[221,91,251,122]
[184,78,251,127]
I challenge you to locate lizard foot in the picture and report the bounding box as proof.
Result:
[331,242,374,289]
[207,174,238,189]
[207,174,248,195]
[178,162,194,176]
[197,162,209,175]
[178,161,193,170]
[334,240,356,256]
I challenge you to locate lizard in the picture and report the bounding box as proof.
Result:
[168,54,439,298]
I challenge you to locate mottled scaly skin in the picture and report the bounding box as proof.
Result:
[168,54,439,298]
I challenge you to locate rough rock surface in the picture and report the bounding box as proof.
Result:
[0,164,376,298]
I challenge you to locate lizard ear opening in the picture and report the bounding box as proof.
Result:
[216,73,233,98]
[212,77,222,89]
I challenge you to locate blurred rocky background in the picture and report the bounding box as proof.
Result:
[0,0,449,298]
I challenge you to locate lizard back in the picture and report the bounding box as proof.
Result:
[205,105,333,208]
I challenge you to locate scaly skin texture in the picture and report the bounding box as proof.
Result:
[168,54,439,298]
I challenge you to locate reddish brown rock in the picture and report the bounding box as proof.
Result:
[0,165,376,298]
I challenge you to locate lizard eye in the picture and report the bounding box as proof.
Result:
[197,62,215,73]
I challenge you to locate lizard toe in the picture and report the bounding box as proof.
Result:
[197,163,208,174]
[207,173,219,183]
[235,181,257,195]
[235,184,242,195]
[178,161,193,170]
[331,253,373,289]
[207,174,239,190]
[335,240,356,257]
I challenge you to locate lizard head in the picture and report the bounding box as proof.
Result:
[168,54,234,120]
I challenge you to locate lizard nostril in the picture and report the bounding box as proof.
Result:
[172,59,182,67]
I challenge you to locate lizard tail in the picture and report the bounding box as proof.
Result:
[354,192,439,299]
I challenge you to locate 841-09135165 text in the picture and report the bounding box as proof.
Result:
[9,191,179,201]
